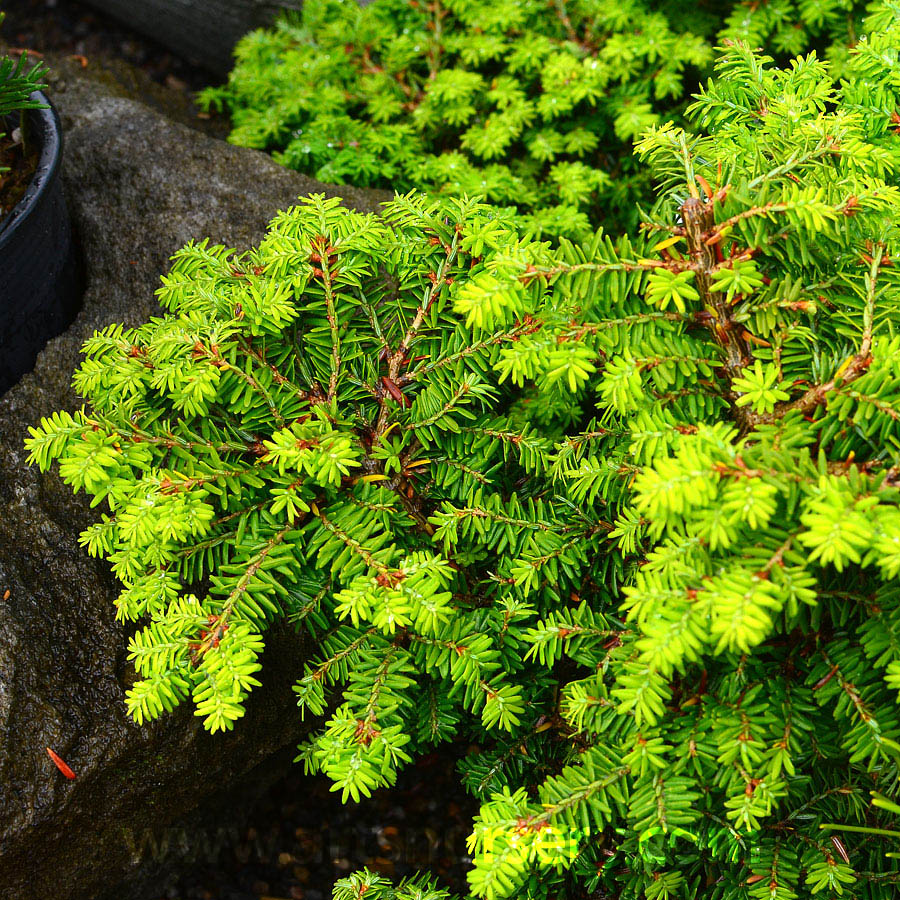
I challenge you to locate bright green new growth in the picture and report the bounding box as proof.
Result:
[0,11,48,182]
[26,7,900,900]
[458,18,900,899]
[27,191,559,785]
[202,0,870,240]
[0,13,46,119]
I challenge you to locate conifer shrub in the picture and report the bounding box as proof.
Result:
[0,11,47,191]
[0,11,47,119]
[25,10,900,900]
[0,17,45,121]
[201,0,869,239]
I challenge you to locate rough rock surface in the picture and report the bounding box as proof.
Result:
[0,56,389,900]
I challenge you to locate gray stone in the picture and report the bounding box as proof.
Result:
[0,56,389,900]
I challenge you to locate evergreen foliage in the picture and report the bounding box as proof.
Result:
[25,6,900,900]
[0,11,47,183]
[0,13,46,119]
[201,0,871,239]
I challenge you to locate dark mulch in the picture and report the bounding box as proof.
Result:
[0,129,38,220]
[1,0,214,92]
[156,754,477,900]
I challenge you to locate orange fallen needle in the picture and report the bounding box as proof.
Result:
[46,747,77,780]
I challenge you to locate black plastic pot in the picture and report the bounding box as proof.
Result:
[0,92,81,395]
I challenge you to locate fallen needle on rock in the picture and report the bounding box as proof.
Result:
[46,747,77,780]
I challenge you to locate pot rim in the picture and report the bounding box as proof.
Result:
[0,90,62,248]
